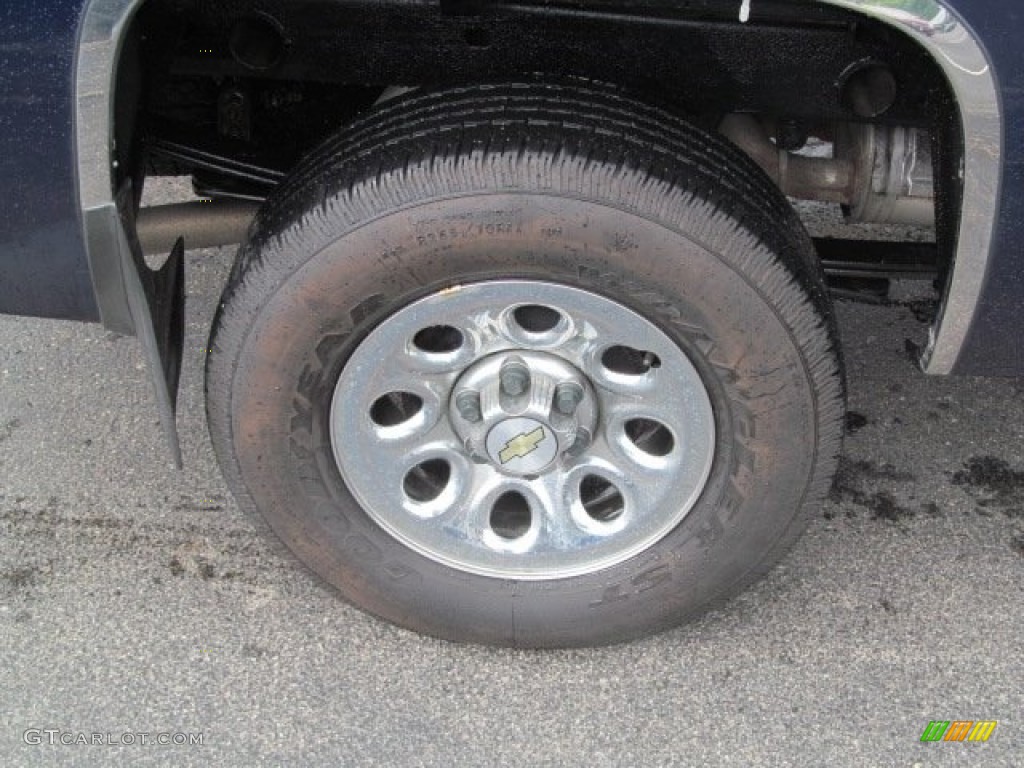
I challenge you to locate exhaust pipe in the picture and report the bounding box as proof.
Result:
[137,200,260,256]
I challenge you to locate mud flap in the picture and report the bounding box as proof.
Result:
[115,185,186,467]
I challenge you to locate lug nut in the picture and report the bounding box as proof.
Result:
[499,361,530,396]
[554,382,584,416]
[455,390,482,423]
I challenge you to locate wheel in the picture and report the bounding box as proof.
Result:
[206,83,844,647]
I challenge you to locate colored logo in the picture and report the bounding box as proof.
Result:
[920,721,997,743]
[498,427,546,464]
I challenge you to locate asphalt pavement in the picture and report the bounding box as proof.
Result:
[1,193,1021,766]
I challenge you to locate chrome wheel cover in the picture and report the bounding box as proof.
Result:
[330,281,715,579]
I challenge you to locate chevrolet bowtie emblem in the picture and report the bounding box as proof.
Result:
[498,427,547,464]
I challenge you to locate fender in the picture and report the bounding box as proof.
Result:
[821,1,1002,374]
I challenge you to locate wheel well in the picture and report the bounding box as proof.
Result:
[116,0,953,197]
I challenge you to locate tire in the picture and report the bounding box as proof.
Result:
[206,82,844,648]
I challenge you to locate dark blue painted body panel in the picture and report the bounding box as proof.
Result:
[959,156,1024,374]
[953,3,1024,373]
[0,0,1019,370]
[0,1,98,322]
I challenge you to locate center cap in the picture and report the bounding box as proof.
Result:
[449,350,599,476]
[486,417,559,474]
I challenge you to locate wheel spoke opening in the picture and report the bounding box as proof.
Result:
[403,459,452,503]
[413,324,464,354]
[489,491,532,540]
[625,418,675,457]
[579,475,625,522]
[370,392,424,427]
[513,304,563,334]
[602,345,661,376]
